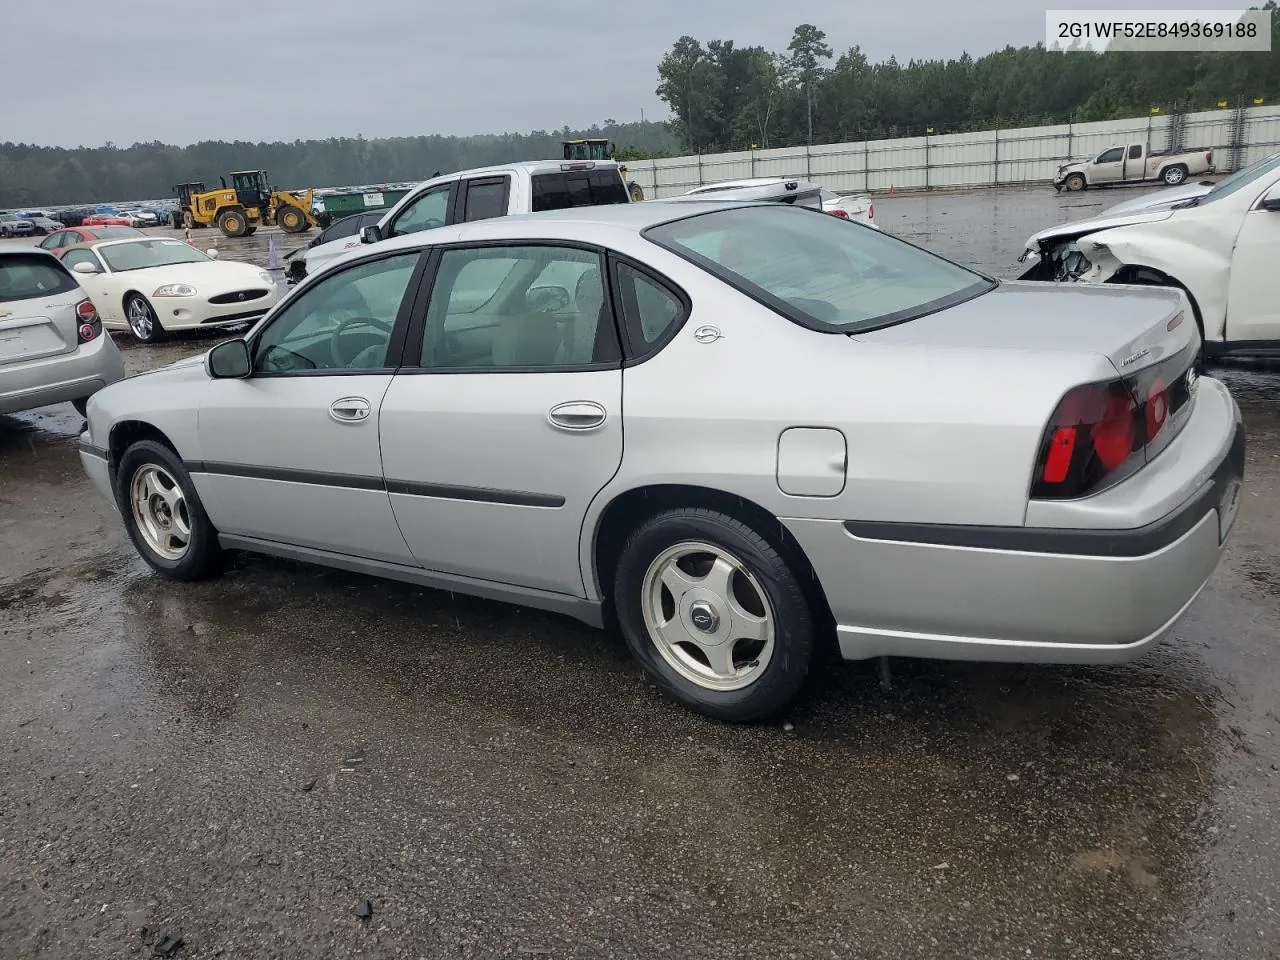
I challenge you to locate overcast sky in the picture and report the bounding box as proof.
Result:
[10,0,1215,147]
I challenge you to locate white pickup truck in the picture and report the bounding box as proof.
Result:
[1053,142,1214,191]
[293,159,632,282]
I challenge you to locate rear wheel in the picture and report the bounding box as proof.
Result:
[217,209,248,238]
[613,508,816,722]
[115,440,221,580]
[125,293,165,343]
[1064,173,1087,191]
[277,205,307,233]
[1162,164,1189,186]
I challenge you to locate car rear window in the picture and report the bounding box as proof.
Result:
[531,169,629,212]
[0,254,78,303]
[645,205,995,334]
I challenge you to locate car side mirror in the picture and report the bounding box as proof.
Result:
[207,338,251,378]
[71,260,99,275]
[1261,197,1280,212]
[360,224,382,244]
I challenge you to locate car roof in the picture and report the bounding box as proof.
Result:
[401,158,625,193]
[0,245,59,260]
[365,198,784,258]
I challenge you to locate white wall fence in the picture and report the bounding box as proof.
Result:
[626,105,1280,198]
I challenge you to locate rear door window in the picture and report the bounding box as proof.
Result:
[462,177,510,222]
[0,254,78,303]
[531,170,629,212]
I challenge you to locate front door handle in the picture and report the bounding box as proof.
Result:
[329,396,371,423]
[548,401,607,431]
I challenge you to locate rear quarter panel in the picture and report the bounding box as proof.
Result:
[579,243,1106,597]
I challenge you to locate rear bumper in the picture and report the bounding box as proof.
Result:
[784,378,1243,664]
[0,334,126,416]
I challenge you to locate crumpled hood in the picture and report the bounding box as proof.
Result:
[1021,207,1178,255]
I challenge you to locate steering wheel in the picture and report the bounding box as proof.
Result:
[329,315,394,368]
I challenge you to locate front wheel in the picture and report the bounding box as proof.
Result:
[277,205,306,233]
[1162,164,1188,186]
[218,209,248,238]
[613,508,816,722]
[1064,173,1087,192]
[125,294,165,343]
[115,440,222,580]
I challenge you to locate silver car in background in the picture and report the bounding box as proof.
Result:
[0,249,125,417]
[77,202,1241,722]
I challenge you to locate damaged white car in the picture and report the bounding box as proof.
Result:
[1019,153,1280,360]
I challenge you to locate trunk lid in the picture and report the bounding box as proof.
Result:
[853,280,1197,377]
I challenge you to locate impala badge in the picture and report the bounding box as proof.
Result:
[693,325,723,344]
[1119,347,1150,368]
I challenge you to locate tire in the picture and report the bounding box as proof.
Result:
[72,398,89,418]
[125,293,165,343]
[1162,164,1188,186]
[114,440,221,581]
[244,225,257,236]
[277,205,306,233]
[217,209,248,238]
[628,181,645,202]
[612,507,816,722]
[1064,173,1087,192]
[170,212,182,229]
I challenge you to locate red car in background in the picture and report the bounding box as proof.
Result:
[38,226,145,251]
[81,213,138,228]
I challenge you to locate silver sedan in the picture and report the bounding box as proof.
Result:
[77,200,1243,721]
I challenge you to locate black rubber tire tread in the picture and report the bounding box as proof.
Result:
[278,206,306,233]
[114,440,222,582]
[1064,173,1087,191]
[218,209,247,238]
[613,506,815,723]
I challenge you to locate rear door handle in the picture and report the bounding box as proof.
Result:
[329,396,371,423]
[548,401,607,431]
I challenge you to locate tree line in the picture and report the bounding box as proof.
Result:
[0,121,679,208]
[656,4,1280,152]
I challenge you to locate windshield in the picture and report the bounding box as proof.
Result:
[1184,154,1280,206]
[99,239,210,273]
[647,205,994,333]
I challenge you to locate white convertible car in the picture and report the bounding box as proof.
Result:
[58,237,282,342]
[1019,153,1280,360]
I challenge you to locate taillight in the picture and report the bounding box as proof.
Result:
[75,298,101,344]
[1032,335,1198,500]
[827,208,850,219]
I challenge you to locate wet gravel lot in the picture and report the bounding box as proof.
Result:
[3,188,1279,959]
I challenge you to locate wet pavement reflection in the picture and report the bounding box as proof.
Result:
[2,189,1278,958]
